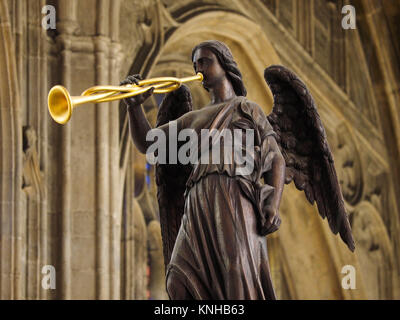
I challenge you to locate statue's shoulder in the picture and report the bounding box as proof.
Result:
[236,96,266,118]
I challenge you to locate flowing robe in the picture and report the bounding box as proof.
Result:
[163,96,278,300]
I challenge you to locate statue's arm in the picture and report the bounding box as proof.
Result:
[251,101,285,226]
[121,74,155,154]
[128,101,199,155]
[263,136,286,225]
[127,99,154,154]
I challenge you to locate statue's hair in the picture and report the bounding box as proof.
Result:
[191,40,247,97]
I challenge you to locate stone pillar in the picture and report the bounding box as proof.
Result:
[296,0,314,56]
[94,31,111,299]
[21,0,50,300]
[109,0,123,300]
[55,0,79,300]
[328,0,346,91]
[0,0,23,300]
[94,0,124,300]
[48,0,125,299]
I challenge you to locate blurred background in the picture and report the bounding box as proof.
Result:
[0,0,399,299]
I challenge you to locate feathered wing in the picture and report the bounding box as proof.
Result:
[264,65,355,252]
[155,84,193,269]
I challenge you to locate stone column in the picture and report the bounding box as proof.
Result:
[109,0,123,300]
[328,0,346,90]
[56,0,79,299]
[0,0,23,300]
[296,0,314,55]
[94,32,111,299]
[21,0,50,300]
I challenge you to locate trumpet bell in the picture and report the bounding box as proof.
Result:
[48,85,73,125]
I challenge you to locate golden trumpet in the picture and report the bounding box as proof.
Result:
[48,73,203,125]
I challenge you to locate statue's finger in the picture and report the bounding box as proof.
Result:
[268,222,279,234]
[271,216,281,230]
[124,77,135,85]
[264,225,274,235]
[127,75,140,85]
[144,87,155,98]
[262,221,273,234]
[269,216,275,225]
[270,225,278,233]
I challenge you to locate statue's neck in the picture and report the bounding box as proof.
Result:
[209,77,236,104]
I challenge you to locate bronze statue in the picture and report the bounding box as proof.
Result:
[121,40,355,300]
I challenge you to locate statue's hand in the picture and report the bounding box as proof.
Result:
[120,74,154,109]
[263,204,281,235]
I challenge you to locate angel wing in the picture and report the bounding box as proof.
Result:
[264,65,355,252]
[155,84,193,269]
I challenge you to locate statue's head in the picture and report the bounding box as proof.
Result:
[191,40,247,97]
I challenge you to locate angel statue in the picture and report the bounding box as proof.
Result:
[121,40,355,300]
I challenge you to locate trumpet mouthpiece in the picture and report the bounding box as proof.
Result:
[48,85,72,125]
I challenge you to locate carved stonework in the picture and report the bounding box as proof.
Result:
[362,159,393,242]
[22,126,44,198]
[364,165,387,215]
[122,0,181,77]
[351,201,397,299]
[335,123,363,206]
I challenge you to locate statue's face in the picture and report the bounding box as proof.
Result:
[192,47,226,90]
